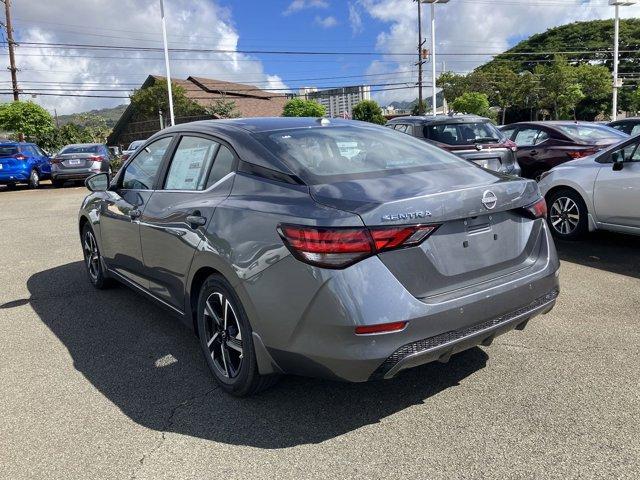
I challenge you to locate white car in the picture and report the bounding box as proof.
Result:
[538,134,640,239]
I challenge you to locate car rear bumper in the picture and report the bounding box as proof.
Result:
[0,171,29,182]
[240,223,560,382]
[52,170,95,180]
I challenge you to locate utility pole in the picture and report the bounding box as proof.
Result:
[610,0,638,121]
[416,0,425,115]
[3,0,19,101]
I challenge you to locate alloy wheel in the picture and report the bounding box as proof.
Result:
[550,196,580,235]
[83,230,100,282]
[30,170,39,188]
[203,291,243,378]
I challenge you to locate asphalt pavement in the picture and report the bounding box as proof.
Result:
[1,182,638,479]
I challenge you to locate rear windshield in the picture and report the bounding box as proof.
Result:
[555,124,628,143]
[255,125,469,183]
[0,146,18,156]
[424,122,503,145]
[60,145,100,154]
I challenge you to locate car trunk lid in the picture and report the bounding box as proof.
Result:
[310,167,543,298]
[56,153,98,169]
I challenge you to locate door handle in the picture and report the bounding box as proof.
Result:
[129,209,142,220]
[186,212,207,228]
[530,150,538,156]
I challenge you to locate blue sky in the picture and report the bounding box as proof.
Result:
[3,0,640,113]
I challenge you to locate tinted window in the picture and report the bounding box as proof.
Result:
[555,124,628,142]
[164,136,218,191]
[122,137,172,190]
[22,146,38,157]
[255,125,467,184]
[611,123,632,134]
[60,145,100,154]
[536,131,550,144]
[426,122,502,145]
[394,124,407,133]
[0,146,18,156]
[206,145,235,188]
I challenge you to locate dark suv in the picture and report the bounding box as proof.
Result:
[386,115,520,175]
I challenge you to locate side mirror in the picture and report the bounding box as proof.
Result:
[613,160,624,171]
[85,173,109,192]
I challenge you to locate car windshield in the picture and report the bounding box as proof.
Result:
[255,125,469,184]
[0,145,19,156]
[128,141,144,150]
[425,122,503,145]
[60,145,100,154]
[555,124,628,142]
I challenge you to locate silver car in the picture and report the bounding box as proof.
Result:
[51,143,112,187]
[538,133,640,239]
[79,118,560,396]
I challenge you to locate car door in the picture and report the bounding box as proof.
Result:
[99,135,174,288]
[32,145,51,176]
[593,139,640,228]
[139,134,236,311]
[513,127,546,178]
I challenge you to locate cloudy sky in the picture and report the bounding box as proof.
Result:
[2,0,639,114]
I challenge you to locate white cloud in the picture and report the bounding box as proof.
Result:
[360,0,640,105]
[283,0,329,16]
[348,2,364,36]
[2,0,289,115]
[315,15,338,28]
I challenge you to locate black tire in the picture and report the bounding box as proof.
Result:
[6,182,17,190]
[197,274,278,396]
[81,224,112,289]
[28,170,40,189]
[546,188,588,240]
[52,178,64,188]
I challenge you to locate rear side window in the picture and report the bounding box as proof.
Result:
[501,128,516,139]
[205,145,235,188]
[255,125,466,184]
[164,136,218,191]
[122,137,172,190]
[0,146,18,156]
[21,146,38,157]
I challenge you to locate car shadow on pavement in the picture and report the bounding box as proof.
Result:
[555,231,639,280]
[26,261,488,449]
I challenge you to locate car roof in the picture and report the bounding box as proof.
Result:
[504,121,602,127]
[63,143,104,147]
[386,115,491,125]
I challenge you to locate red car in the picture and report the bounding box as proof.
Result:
[500,121,629,180]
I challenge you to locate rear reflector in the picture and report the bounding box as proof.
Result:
[278,224,438,269]
[522,197,547,219]
[355,321,407,335]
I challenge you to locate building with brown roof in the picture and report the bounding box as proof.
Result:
[108,75,287,146]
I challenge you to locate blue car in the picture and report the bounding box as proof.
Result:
[0,141,51,189]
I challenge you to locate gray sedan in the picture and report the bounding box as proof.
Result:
[538,134,640,239]
[51,143,112,187]
[79,118,560,396]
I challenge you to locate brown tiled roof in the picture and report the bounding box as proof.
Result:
[150,75,286,118]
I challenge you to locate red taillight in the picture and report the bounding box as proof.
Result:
[277,224,439,269]
[522,197,547,219]
[50,157,62,164]
[567,149,596,159]
[89,155,105,162]
[355,321,407,335]
[14,154,26,161]
[505,139,518,152]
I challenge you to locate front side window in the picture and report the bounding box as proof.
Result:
[255,125,467,184]
[164,136,219,191]
[122,136,172,190]
[514,128,542,146]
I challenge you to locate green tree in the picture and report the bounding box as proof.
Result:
[0,101,54,140]
[352,100,386,124]
[436,72,468,106]
[575,63,612,119]
[411,100,428,116]
[205,99,241,119]
[535,56,585,119]
[130,82,205,120]
[282,98,326,117]
[451,92,492,117]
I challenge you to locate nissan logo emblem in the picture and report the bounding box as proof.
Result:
[482,190,498,210]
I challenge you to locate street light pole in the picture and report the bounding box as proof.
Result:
[420,1,450,117]
[610,0,638,121]
[159,0,175,127]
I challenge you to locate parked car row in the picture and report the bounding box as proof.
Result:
[0,141,147,189]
